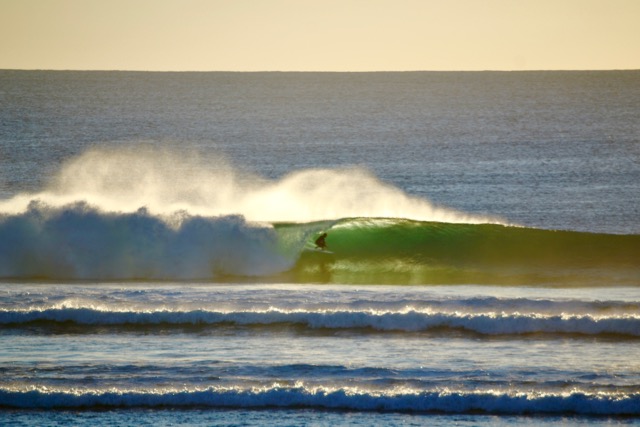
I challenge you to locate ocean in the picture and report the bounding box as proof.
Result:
[0,70,639,426]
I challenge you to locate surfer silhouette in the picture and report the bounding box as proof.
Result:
[315,233,328,250]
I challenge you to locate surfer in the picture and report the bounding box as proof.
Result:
[315,233,328,250]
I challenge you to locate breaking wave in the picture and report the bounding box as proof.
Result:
[0,206,637,284]
[1,386,638,415]
[0,147,637,284]
[2,306,639,337]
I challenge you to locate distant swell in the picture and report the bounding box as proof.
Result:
[1,387,638,415]
[2,307,638,337]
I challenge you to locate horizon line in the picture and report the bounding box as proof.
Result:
[2,68,640,73]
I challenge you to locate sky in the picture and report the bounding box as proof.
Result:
[1,0,639,71]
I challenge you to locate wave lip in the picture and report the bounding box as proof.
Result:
[3,307,639,337]
[0,386,638,415]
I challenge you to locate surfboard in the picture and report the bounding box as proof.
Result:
[304,246,334,254]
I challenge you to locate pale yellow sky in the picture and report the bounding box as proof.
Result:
[1,0,639,71]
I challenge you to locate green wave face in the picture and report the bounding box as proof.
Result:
[278,218,640,286]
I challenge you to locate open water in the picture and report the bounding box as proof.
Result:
[0,70,639,425]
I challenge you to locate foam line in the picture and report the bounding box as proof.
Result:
[0,204,295,279]
[2,307,638,336]
[0,386,638,415]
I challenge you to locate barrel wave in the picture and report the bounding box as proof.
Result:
[0,202,637,284]
[287,218,640,285]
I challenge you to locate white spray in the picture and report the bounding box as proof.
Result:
[0,146,500,224]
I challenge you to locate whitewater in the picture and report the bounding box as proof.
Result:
[1,70,639,426]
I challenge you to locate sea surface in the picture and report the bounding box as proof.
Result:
[0,70,639,426]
